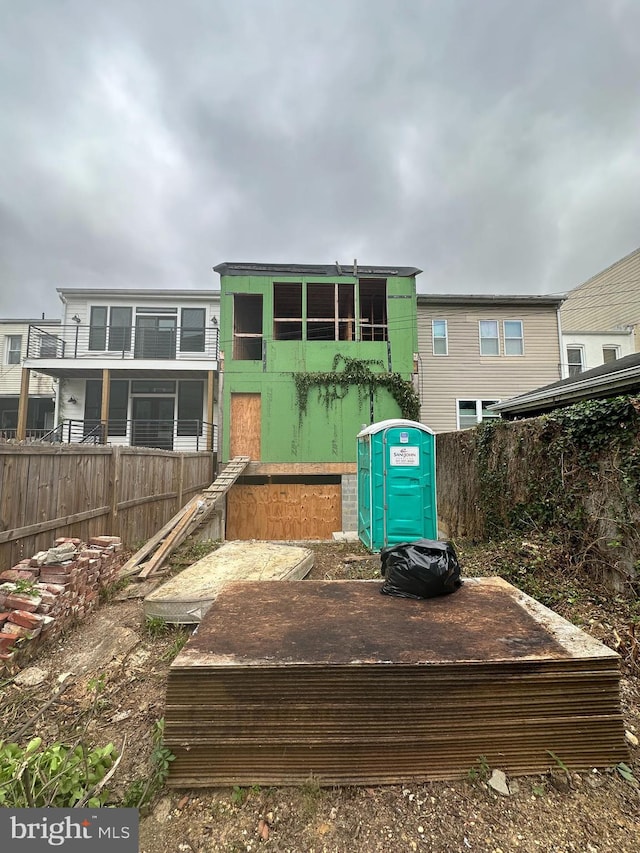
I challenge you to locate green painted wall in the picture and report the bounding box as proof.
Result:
[220,272,418,463]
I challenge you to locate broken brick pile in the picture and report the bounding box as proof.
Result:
[0,535,124,673]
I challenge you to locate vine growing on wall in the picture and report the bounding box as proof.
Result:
[292,354,420,423]
[469,396,640,586]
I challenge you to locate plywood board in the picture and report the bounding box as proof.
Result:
[165,577,627,786]
[226,483,341,540]
[230,393,261,460]
[144,540,314,623]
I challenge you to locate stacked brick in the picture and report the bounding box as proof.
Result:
[0,535,124,673]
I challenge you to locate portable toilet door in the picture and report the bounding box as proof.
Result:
[357,419,437,551]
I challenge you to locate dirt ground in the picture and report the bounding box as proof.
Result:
[1,536,639,852]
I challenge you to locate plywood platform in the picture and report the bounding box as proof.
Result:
[165,577,627,785]
[143,541,314,624]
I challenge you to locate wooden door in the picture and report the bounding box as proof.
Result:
[230,393,261,460]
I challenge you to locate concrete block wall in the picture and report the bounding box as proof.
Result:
[341,474,358,533]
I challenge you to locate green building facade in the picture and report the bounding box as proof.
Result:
[215,263,421,466]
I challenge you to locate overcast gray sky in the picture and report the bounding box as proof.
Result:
[1,0,639,318]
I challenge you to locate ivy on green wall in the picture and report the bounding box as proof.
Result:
[292,354,420,423]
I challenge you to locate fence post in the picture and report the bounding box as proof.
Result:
[176,453,185,511]
[110,445,121,534]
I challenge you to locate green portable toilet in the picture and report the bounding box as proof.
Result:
[357,419,437,551]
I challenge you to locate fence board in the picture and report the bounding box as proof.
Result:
[0,445,215,568]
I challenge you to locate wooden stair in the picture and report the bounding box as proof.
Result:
[117,456,250,580]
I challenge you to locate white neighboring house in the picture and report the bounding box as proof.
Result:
[561,329,634,378]
[1,318,60,438]
[20,289,220,451]
[560,244,640,377]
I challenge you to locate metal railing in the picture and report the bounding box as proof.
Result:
[14,419,218,452]
[26,324,220,361]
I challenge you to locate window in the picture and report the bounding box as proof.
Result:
[503,320,524,355]
[180,308,206,352]
[88,307,108,350]
[566,347,584,377]
[6,335,22,364]
[457,399,501,430]
[432,320,448,355]
[108,307,132,352]
[273,283,303,341]
[479,320,499,355]
[233,294,263,359]
[134,314,176,359]
[602,346,619,364]
[131,380,176,394]
[177,380,204,435]
[307,283,355,341]
[84,379,129,437]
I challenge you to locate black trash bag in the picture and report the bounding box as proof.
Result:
[380,539,462,599]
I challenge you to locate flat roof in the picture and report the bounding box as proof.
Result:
[56,288,219,300]
[417,293,565,307]
[214,262,422,277]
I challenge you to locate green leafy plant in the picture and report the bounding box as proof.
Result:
[144,616,169,638]
[121,719,175,809]
[547,750,570,775]
[293,354,420,425]
[0,737,117,807]
[160,629,190,662]
[11,579,40,597]
[615,762,638,785]
[467,754,491,783]
[230,783,261,806]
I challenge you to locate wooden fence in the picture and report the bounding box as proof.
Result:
[0,444,215,568]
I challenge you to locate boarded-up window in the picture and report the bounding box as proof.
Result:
[230,393,261,460]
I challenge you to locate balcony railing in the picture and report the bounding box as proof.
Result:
[11,419,218,452]
[26,324,220,361]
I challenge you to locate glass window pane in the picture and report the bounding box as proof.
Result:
[108,307,132,352]
[504,320,523,355]
[602,347,618,363]
[177,380,204,435]
[481,400,500,420]
[89,307,107,350]
[432,319,447,355]
[479,320,499,355]
[181,308,206,352]
[7,335,22,364]
[458,400,478,429]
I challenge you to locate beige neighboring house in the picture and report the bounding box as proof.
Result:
[560,245,640,376]
[0,318,60,437]
[417,295,564,433]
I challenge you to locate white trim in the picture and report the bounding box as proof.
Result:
[478,319,500,356]
[432,318,448,356]
[503,319,524,356]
